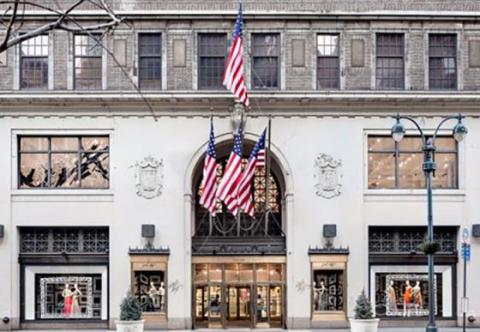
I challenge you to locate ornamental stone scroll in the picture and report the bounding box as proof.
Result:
[314,153,342,199]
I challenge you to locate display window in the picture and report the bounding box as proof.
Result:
[312,270,345,312]
[370,265,453,319]
[133,271,166,314]
[374,273,441,318]
[130,254,168,320]
[35,274,103,320]
[309,252,348,321]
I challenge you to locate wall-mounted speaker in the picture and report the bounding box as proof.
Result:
[141,224,155,238]
[323,224,337,238]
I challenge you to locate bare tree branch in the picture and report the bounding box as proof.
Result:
[0,0,19,51]
[0,0,122,53]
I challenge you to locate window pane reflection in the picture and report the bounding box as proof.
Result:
[368,136,457,189]
[51,153,80,188]
[18,136,109,189]
[368,153,395,189]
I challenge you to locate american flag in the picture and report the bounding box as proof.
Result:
[199,120,218,215]
[217,125,244,215]
[223,4,250,107]
[237,129,267,217]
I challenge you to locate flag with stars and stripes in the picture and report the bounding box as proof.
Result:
[217,125,244,215]
[237,129,267,217]
[222,3,250,107]
[199,120,218,215]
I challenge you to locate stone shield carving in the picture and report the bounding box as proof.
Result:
[314,153,342,199]
[135,156,164,199]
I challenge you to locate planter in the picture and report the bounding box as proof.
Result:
[115,319,145,332]
[349,318,380,332]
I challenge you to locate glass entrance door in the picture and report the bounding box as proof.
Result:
[208,285,223,328]
[226,286,251,327]
[194,285,208,328]
[269,285,283,328]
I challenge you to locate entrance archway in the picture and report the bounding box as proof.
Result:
[185,131,292,329]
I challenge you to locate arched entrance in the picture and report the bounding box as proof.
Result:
[190,137,288,329]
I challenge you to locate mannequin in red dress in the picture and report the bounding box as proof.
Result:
[62,283,73,317]
[403,280,412,317]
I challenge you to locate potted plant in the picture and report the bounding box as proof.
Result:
[349,290,380,332]
[115,293,144,332]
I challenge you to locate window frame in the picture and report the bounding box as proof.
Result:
[428,33,458,90]
[251,32,281,90]
[73,34,103,90]
[197,32,228,90]
[17,135,110,190]
[366,134,459,190]
[137,32,163,90]
[316,33,340,90]
[19,34,49,90]
[375,33,405,90]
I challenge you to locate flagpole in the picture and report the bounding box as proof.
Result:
[265,116,272,235]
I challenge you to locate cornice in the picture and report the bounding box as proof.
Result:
[0,91,479,118]
[8,10,480,21]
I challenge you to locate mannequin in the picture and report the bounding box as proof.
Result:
[72,283,82,317]
[403,280,412,317]
[159,281,166,312]
[385,280,397,315]
[62,283,73,317]
[313,276,327,311]
[148,282,159,310]
[412,281,423,315]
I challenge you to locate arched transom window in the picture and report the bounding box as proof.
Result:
[194,141,284,237]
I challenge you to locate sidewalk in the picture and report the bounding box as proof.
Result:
[15,329,480,332]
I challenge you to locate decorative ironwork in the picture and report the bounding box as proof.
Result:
[369,227,456,254]
[195,154,283,237]
[20,227,109,254]
[192,237,286,256]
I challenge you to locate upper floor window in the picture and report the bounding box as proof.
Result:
[198,33,227,89]
[368,135,457,189]
[376,33,404,90]
[317,34,340,89]
[74,34,102,90]
[18,136,109,189]
[429,34,457,90]
[138,33,162,90]
[251,33,280,89]
[20,35,48,90]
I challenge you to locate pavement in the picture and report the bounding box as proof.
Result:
[14,329,480,332]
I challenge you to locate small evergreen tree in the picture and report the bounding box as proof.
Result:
[354,290,374,319]
[120,293,142,321]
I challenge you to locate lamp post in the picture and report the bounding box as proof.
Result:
[391,114,468,332]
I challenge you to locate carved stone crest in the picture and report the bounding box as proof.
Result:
[134,156,163,199]
[314,153,342,199]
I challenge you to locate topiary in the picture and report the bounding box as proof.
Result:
[119,292,142,321]
[354,290,374,320]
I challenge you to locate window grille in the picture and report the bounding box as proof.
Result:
[376,33,404,89]
[317,34,340,89]
[429,34,457,90]
[138,33,162,90]
[251,33,280,89]
[20,35,48,89]
[198,33,227,89]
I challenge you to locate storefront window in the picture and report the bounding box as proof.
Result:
[130,254,168,319]
[375,273,442,317]
[35,274,102,319]
[312,270,345,312]
[133,271,166,314]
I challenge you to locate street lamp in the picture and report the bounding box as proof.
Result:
[391,114,467,332]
